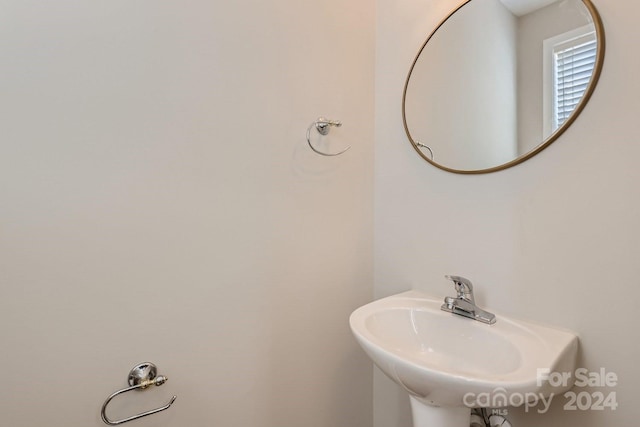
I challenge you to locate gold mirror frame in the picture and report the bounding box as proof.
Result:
[402,0,606,174]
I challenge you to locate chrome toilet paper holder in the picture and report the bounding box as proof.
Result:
[100,362,177,425]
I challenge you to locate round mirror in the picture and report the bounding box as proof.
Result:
[402,0,605,174]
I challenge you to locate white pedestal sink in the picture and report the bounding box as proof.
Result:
[349,291,579,427]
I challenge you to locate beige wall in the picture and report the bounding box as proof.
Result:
[375,0,639,426]
[0,1,374,426]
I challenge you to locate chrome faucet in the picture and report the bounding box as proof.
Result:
[441,275,496,325]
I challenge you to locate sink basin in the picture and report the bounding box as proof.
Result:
[350,291,578,426]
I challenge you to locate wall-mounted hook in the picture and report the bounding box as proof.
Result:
[101,362,177,425]
[306,117,351,156]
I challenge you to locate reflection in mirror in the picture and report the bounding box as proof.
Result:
[403,0,604,174]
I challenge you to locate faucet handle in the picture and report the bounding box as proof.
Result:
[445,275,474,300]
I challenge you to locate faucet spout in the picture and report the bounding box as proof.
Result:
[441,275,496,325]
[445,275,475,304]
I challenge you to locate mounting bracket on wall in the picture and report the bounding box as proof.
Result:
[306,117,351,156]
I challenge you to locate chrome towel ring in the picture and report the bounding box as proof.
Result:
[415,141,434,160]
[101,362,177,425]
[306,117,351,156]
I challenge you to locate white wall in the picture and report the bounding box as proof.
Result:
[375,0,639,426]
[0,1,374,426]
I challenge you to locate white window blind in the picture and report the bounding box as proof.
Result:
[553,33,597,128]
